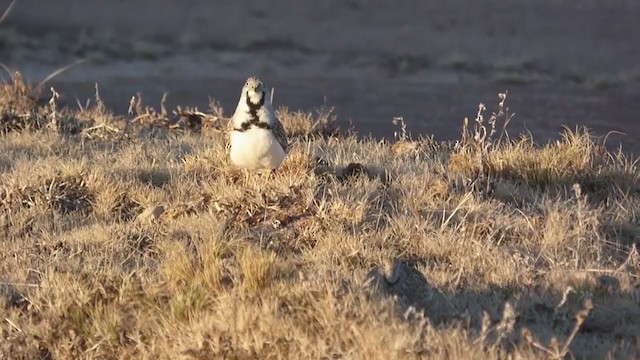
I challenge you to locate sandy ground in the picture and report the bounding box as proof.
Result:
[2,0,640,153]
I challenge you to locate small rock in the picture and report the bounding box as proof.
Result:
[596,275,621,295]
[136,205,165,222]
[337,162,369,181]
[382,258,400,284]
[365,258,402,290]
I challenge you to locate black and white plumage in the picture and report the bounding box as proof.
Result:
[228,76,288,171]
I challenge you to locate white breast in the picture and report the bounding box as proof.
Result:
[230,127,286,170]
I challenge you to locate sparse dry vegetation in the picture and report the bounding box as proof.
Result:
[0,72,639,359]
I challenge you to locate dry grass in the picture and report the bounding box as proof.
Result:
[0,75,639,359]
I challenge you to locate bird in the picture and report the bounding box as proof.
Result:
[228,76,288,179]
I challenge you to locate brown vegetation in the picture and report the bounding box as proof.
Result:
[0,73,639,359]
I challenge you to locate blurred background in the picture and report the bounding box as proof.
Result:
[1,0,639,153]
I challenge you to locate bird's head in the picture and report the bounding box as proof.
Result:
[242,76,266,105]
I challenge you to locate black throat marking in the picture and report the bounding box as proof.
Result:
[234,92,270,132]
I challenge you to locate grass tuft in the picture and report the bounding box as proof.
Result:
[240,248,277,294]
